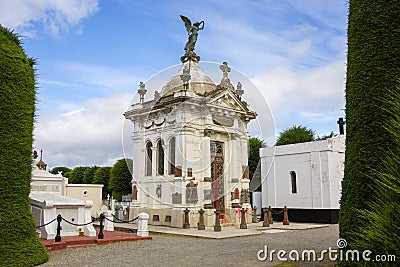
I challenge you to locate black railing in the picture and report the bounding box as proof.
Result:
[35,212,142,242]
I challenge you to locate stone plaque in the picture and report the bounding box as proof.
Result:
[204,189,211,201]
[31,185,60,193]
[212,114,234,127]
[172,192,182,204]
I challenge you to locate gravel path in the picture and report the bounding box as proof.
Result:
[39,224,339,266]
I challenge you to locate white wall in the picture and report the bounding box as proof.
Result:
[260,135,345,209]
[65,184,103,216]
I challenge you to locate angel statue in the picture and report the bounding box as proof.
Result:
[180,15,204,61]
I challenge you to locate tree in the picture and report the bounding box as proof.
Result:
[68,166,88,184]
[50,166,71,176]
[275,125,315,146]
[83,166,98,184]
[339,0,400,257]
[93,167,112,199]
[248,137,266,191]
[0,26,48,265]
[316,131,336,140]
[109,159,133,201]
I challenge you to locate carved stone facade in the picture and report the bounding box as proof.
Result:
[124,60,256,226]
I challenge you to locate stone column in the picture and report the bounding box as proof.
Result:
[151,146,157,177]
[229,134,239,183]
[162,144,168,176]
[175,132,184,178]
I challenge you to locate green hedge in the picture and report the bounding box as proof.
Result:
[351,86,400,266]
[339,0,400,256]
[0,25,48,266]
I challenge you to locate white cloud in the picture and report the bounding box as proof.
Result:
[252,60,346,135]
[0,0,99,37]
[34,93,133,169]
[253,60,345,111]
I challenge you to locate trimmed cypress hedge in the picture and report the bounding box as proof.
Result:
[0,26,48,265]
[353,86,400,265]
[339,0,400,254]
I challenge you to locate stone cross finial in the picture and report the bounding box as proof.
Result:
[337,117,346,135]
[236,81,244,98]
[137,82,147,103]
[219,62,234,90]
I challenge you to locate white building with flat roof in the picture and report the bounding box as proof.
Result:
[260,135,345,223]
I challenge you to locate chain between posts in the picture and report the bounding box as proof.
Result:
[106,214,139,223]
[62,217,96,227]
[271,209,284,214]
[35,217,57,228]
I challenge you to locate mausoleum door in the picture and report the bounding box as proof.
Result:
[211,141,224,212]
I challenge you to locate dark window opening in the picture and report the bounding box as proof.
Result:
[290,171,297,194]
[145,142,153,176]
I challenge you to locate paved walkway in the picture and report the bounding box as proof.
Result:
[112,221,329,239]
[39,223,339,266]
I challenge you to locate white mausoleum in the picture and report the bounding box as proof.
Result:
[260,135,345,223]
[124,60,257,227]
[29,152,102,239]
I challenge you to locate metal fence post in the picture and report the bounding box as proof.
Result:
[263,208,269,227]
[98,213,105,239]
[183,208,190,229]
[55,214,62,242]
[283,206,289,225]
[240,208,247,229]
[198,208,205,230]
[214,210,221,232]
[252,206,258,223]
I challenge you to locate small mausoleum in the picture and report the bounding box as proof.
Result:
[260,135,345,223]
[124,16,257,227]
[30,151,103,239]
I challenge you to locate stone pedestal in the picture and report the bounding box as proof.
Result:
[137,212,149,237]
[104,210,114,231]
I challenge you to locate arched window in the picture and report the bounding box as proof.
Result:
[145,142,152,176]
[157,140,164,175]
[290,171,297,194]
[169,137,176,175]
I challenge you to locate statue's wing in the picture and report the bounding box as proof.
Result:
[180,15,192,33]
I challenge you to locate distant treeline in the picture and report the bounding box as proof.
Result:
[50,158,132,201]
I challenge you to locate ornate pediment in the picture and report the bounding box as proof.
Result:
[208,90,249,113]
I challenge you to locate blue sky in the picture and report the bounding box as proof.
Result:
[0,0,348,168]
